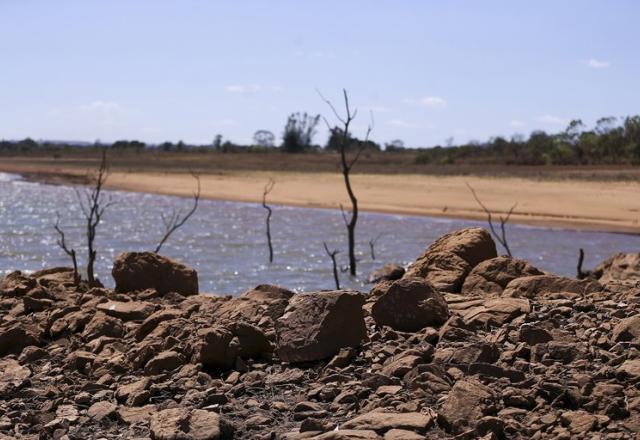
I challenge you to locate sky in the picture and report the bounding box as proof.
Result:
[1,1,639,147]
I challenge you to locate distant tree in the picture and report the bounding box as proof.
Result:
[212,134,223,150]
[385,139,405,151]
[282,112,320,153]
[253,130,276,148]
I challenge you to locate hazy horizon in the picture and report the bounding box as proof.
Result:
[1,1,638,147]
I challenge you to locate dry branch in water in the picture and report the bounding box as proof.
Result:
[323,242,341,290]
[466,183,516,257]
[262,178,275,263]
[154,172,201,253]
[577,248,592,279]
[369,233,383,260]
[54,213,79,284]
[318,88,373,276]
[74,149,114,284]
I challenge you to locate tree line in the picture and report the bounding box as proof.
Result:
[2,114,639,165]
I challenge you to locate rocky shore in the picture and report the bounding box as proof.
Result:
[1,227,639,439]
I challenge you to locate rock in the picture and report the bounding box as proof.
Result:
[612,314,640,343]
[617,359,640,378]
[227,321,273,358]
[439,378,495,434]
[0,323,40,356]
[144,350,183,375]
[406,227,497,281]
[560,410,599,434]
[461,297,531,328]
[371,278,449,332]
[0,358,30,394]
[502,275,601,299]
[518,324,553,345]
[368,264,405,284]
[276,290,367,363]
[191,326,236,369]
[97,300,156,321]
[0,271,36,296]
[112,252,198,295]
[461,256,543,296]
[82,312,124,340]
[342,411,433,433]
[213,284,294,331]
[136,309,184,341]
[149,407,233,439]
[406,252,471,292]
[593,253,640,283]
[87,401,118,421]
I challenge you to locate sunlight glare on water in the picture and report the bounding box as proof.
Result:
[1,172,638,295]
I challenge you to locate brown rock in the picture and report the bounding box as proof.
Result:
[87,401,118,421]
[0,358,30,394]
[136,309,184,341]
[593,253,640,283]
[406,227,497,279]
[617,359,640,378]
[0,323,40,356]
[191,326,236,369]
[213,284,293,330]
[82,312,124,340]
[612,314,640,343]
[276,290,367,363]
[112,252,198,295]
[97,300,156,322]
[502,275,601,299]
[149,407,233,440]
[368,264,405,284]
[144,350,183,375]
[439,378,495,434]
[406,252,471,292]
[342,411,433,434]
[461,297,531,328]
[371,277,449,332]
[461,256,543,296]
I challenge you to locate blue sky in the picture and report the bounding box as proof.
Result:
[1,1,638,147]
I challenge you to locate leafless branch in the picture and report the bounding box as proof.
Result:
[577,248,591,279]
[369,233,383,260]
[154,172,201,253]
[54,213,79,284]
[323,242,341,290]
[466,183,515,257]
[262,178,275,263]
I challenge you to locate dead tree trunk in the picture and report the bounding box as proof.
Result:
[319,89,373,276]
[466,183,516,257]
[76,149,113,285]
[576,248,591,279]
[262,179,275,263]
[323,242,341,290]
[369,233,382,260]
[154,172,200,253]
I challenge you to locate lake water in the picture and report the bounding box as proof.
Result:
[1,172,638,295]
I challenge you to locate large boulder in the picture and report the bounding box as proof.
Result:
[276,290,367,363]
[405,228,497,292]
[112,252,198,296]
[371,277,449,332]
[593,253,640,283]
[612,315,640,343]
[461,256,544,296]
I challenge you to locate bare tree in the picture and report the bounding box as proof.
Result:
[369,233,382,260]
[318,89,373,276]
[154,172,201,253]
[323,242,341,290]
[466,183,516,257]
[75,149,114,284]
[262,178,275,263]
[576,248,591,279]
[54,213,79,284]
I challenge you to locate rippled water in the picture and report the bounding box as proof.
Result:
[1,172,638,295]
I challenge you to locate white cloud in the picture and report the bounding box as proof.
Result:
[385,119,416,128]
[224,84,262,94]
[403,96,447,108]
[584,58,610,69]
[510,120,525,128]
[537,114,569,126]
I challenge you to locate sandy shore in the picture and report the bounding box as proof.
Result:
[2,161,639,234]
